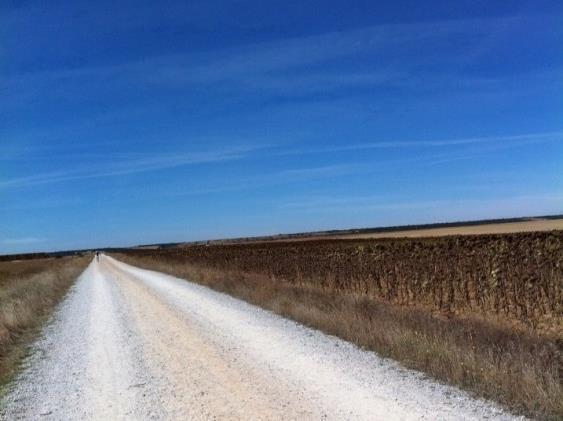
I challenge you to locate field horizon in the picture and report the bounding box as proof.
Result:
[2,214,562,259]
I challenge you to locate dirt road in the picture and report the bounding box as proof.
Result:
[1,256,522,420]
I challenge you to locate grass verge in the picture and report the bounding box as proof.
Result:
[0,256,90,387]
[114,252,562,420]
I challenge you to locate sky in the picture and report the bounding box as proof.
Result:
[1,1,562,254]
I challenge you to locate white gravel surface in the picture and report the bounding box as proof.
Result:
[0,255,524,420]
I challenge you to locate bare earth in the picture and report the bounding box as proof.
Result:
[1,256,524,420]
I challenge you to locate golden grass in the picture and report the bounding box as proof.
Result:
[0,256,89,386]
[338,219,563,239]
[114,249,563,420]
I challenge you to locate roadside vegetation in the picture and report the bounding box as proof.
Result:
[115,231,562,420]
[0,256,89,387]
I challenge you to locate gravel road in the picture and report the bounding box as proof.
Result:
[0,256,523,420]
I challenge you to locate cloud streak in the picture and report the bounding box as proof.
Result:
[278,193,563,217]
[3,129,560,191]
[276,130,563,156]
[1,237,46,245]
[5,14,557,109]
[0,145,263,189]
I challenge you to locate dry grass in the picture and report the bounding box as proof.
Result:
[0,256,89,386]
[114,232,563,420]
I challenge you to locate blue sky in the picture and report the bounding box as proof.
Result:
[1,1,562,253]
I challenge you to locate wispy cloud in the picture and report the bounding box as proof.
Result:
[0,197,84,212]
[1,237,46,245]
[3,128,560,191]
[5,14,557,108]
[166,135,562,199]
[0,145,265,189]
[166,164,365,197]
[276,130,563,156]
[276,164,360,179]
[278,193,563,217]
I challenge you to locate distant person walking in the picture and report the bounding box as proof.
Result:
[96,251,100,262]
